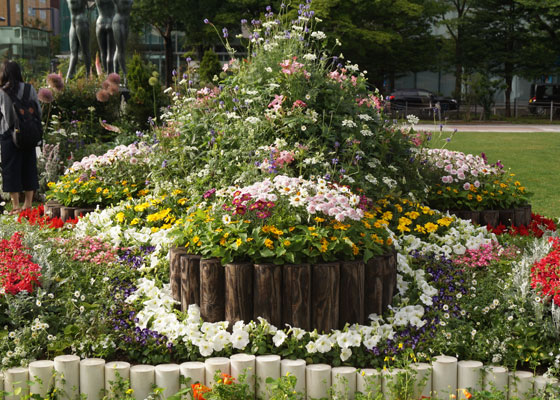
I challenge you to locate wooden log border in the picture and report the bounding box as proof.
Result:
[171,250,398,332]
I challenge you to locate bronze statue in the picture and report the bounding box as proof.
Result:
[112,0,133,82]
[66,0,91,81]
[95,0,116,74]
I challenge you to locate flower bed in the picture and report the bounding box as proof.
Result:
[421,149,531,214]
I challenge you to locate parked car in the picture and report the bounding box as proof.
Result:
[385,89,458,116]
[529,83,560,115]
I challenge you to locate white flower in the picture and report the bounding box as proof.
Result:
[341,119,357,128]
[245,116,260,124]
[310,31,327,40]
[303,53,317,61]
[36,300,42,307]
[222,215,231,225]
[301,125,307,131]
[316,335,332,353]
[272,331,287,347]
[265,67,273,73]
[306,341,317,353]
[198,340,214,357]
[340,347,352,362]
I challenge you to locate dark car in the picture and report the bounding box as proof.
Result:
[529,84,560,115]
[385,89,458,116]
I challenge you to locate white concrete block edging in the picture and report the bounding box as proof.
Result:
[0,354,558,399]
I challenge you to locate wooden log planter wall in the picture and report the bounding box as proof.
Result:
[447,204,532,227]
[169,248,398,332]
[44,201,97,221]
[0,354,556,400]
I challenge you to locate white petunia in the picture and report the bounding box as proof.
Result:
[272,331,287,347]
[340,347,352,362]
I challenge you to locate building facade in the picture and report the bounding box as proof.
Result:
[0,0,60,34]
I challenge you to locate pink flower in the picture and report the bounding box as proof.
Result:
[38,88,53,103]
[107,73,121,85]
[268,94,285,110]
[96,89,110,102]
[463,182,471,190]
[47,73,64,91]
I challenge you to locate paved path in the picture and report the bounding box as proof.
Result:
[415,123,560,133]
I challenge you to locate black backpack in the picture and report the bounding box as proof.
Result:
[4,84,43,149]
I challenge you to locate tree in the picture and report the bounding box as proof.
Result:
[309,0,442,92]
[131,0,221,86]
[435,0,474,102]
[468,0,533,117]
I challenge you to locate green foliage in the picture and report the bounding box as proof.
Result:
[126,53,167,127]
[199,49,222,84]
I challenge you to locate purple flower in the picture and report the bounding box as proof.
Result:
[161,160,168,168]
[241,19,247,24]
[266,5,272,11]
[222,27,228,38]
[186,57,192,63]
[332,158,338,165]
[204,18,209,24]
[203,188,216,199]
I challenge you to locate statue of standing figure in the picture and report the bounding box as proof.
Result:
[95,0,116,74]
[112,0,133,82]
[66,0,91,81]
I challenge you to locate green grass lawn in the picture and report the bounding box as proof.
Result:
[430,131,560,218]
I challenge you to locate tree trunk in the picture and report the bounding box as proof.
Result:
[163,28,174,88]
[504,65,513,118]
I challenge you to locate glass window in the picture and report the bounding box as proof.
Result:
[16,4,20,12]
[40,0,47,3]
[40,10,46,19]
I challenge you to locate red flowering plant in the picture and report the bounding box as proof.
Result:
[531,237,560,306]
[17,205,78,229]
[486,213,557,238]
[0,232,41,295]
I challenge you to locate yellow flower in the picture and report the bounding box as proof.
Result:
[424,222,438,233]
[102,188,109,195]
[138,189,149,196]
[405,211,420,220]
[308,226,316,231]
[414,225,426,234]
[437,217,453,227]
[130,218,140,225]
[116,212,125,223]
[151,227,160,233]
[177,198,188,205]
[314,217,325,223]
[71,189,77,194]
[476,195,482,202]
[395,204,403,213]
[47,182,55,188]
[352,244,359,255]
[193,236,200,244]
[283,240,291,247]
[264,239,274,249]
[247,237,254,242]
[172,189,183,196]
[236,238,242,247]
[134,202,150,212]
[386,237,393,246]
[122,180,128,186]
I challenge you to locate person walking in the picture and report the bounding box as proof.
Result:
[0,61,40,214]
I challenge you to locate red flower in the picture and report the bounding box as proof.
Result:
[191,383,210,400]
[0,232,41,295]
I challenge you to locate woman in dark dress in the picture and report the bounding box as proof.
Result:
[0,61,40,214]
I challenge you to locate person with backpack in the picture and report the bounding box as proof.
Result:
[0,60,41,214]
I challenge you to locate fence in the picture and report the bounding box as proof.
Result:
[1,354,558,400]
[389,101,560,120]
